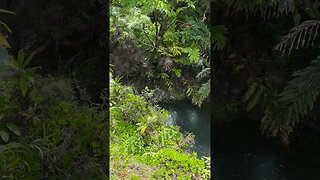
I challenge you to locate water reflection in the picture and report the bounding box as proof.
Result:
[213,119,320,179]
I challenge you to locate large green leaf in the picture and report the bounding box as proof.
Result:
[243,82,258,102]
[0,9,15,15]
[0,20,12,33]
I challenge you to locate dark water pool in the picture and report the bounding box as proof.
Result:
[160,100,211,158]
[213,119,320,180]
[161,100,320,179]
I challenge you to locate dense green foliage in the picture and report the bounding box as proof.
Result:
[110,74,210,179]
[212,0,320,144]
[109,1,211,178]
[110,0,211,106]
[0,60,108,179]
[109,1,211,179]
[0,7,107,178]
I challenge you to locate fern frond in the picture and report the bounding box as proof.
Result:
[192,79,210,107]
[274,20,320,56]
[279,56,320,126]
[211,25,227,50]
[260,105,293,145]
[220,0,296,19]
[196,67,210,80]
[197,51,210,67]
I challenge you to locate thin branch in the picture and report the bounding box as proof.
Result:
[142,23,155,46]
[163,19,177,34]
[155,17,159,46]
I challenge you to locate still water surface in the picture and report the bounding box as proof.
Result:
[161,100,320,179]
[213,119,320,180]
[160,100,210,158]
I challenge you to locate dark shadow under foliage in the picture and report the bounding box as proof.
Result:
[211,0,320,179]
[0,0,108,179]
[1,0,108,101]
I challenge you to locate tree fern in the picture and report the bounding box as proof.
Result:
[274,20,320,55]
[260,56,320,143]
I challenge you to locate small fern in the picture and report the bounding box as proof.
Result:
[192,79,210,107]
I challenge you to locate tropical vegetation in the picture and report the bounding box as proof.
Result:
[109,0,212,179]
[212,0,320,145]
[109,74,210,179]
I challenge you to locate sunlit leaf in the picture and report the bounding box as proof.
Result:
[172,68,182,77]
